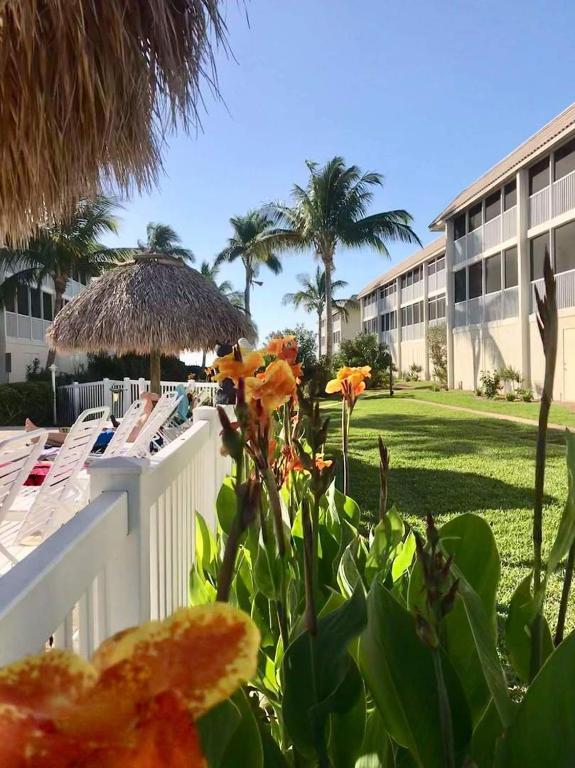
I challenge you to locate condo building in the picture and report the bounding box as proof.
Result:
[319,297,361,356]
[359,103,575,401]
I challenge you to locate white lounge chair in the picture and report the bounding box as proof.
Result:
[10,407,110,548]
[0,430,47,567]
[102,398,147,458]
[123,392,181,458]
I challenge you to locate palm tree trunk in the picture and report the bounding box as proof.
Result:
[201,350,207,369]
[150,349,162,395]
[317,311,322,358]
[46,278,66,369]
[324,257,334,360]
[244,264,251,316]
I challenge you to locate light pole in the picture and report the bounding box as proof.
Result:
[49,364,57,425]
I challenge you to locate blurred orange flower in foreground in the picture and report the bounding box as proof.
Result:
[267,335,298,365]
[245,359,297,416]
[0,604,259,767]
[213,349,264,384]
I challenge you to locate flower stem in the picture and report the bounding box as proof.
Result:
[263,467,289,649]
[555,540,575,646]
[217,451,244,603]
[341,401,349,496]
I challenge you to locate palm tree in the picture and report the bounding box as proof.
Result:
[0,195,127,367]
[198,259,244,367]
[138,222,194,262]
[215,211,282,316]
[268,157,421,359]
[282,266,349,357]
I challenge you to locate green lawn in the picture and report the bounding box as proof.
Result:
[323,393,572,640]
[392,385,575,427]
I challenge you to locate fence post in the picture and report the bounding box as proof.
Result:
[72,381,80,419]
[102,378,112,412]
[138,377,146,396]
[123,377,132,415]
[88,457,152,630]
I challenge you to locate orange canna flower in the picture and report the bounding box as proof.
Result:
[325,365,371,398]
[245,359,297,416]
[213,349,265,384]
[267,335,298,365]
[0,604,259,768]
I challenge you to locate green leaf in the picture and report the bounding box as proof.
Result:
[196,698,241,767]
[469,700,503,768]
[259,722,290,767]
[357,707,394,768]
[439,514,500,722]
[189,566,216,606]
[195,511,218,575]
[254,536,280,600]
[365,507,404,582]
[359,581,472,768]
[338,540,367,599]
[505,573,553,683]
[282,586,367,757]
[495,631,575,767]
[329,483,361,529]
[329,662,367,768]
[219,690,264,768]
[546,429,575,576]
[216,477,236,535]
[391,530,416,582]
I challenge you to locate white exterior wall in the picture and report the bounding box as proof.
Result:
[400,339,427,375]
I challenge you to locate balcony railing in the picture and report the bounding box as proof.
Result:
[401,322,424,341]
[379,294,397,313]
[6,311,52,341]
[362,302,378,321]
[453,286,519,329]
[529,169,575,228]
[530,268,575,313]
[381,329,397,346]
[427,268,446,294]
[400,281,424,304]
[453,206,517,266]
[428,316,446,327]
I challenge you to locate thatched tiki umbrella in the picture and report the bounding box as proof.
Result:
[46,254,255,394]
[0,0,225,244]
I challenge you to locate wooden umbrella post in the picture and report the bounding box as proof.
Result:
[150,349,162,395]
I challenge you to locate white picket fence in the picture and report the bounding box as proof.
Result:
[57,378,219,425]
[0,406,231,665]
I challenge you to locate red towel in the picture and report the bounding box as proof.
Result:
[24,462,52,486]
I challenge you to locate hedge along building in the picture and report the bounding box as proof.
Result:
[358,237,446,379]
[359,102,575,400]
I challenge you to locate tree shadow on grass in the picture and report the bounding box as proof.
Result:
[346,457,554,524]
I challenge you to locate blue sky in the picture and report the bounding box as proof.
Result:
[104,0,575,347]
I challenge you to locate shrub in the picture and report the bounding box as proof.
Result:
[304,354,336,398]
[506,391,517,401]
[497,364,522,386]
[334,332,391,388]
[479,369,502,398]
[518,386,534,402]
[0,382,53,426]
[405,362,423,382]
[426,324,447,387]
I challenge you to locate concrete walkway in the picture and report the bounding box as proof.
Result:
[411,397,567,432]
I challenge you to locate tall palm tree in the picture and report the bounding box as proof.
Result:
[138,222,194,262]
[0,195,127,367]
[268,157,421,359]
[215,210,281,316]
[282,266,349,357]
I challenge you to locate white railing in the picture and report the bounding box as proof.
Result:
[427,269,446,294]
[0,407,230,664]
[553,169,575,218]
[467,296,483,325]
[57,379,219,425]
[454,237,467,266]
[401,322,423,341]
[379,294,397,313]
[483,292,501,323]
[502,287,519,319]
[454,287,519,329]
[400,281,424,305]
[362,302,378,321]
[530,269,575,313]
[428,317,445,327]
[467,229,483,259]
[502,206,517,241]
[381,329,397,346]
[483,216,501,251]
[5,312,52,341]
[529,187,551,228]
[454,301,467,328]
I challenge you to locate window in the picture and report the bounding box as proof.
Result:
[554,220,575,275]
[454,269,466,302]
[5,291,15,313]
[485,191,501,222]
[428,294,446,321]
[504,247,518,288]
[437,296,446,318]
[554,138,575,181]
[413,303,420,324]
[485,253,501,294]
[428,298,437,321]
[17,285,29,316]
[428,260,436,276]
[406,271,413,287]
[530,233,549,281]
[454,214,466,240]
[436,256,445,272]
[529,157,550,195]
[30,288,42,318]
[468,262,483,299]
[504,180,517,210]
[468,203,482,232]
[401,274,407,288]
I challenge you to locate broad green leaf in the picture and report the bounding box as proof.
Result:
[189,566,216,606]
[216,477,236,535]
[546,429,575,575]
[196,698,240,767]
[495,631,575,767]
[469,700,503,768]
[359,581,472,768]
[505,573,553,683]
[439,514,500,722]
[254,536,280,600]
[220,690,264,768]
[338,540,367,599]
[259,723,290,767]
[391,530,416,582]
[329,662,367,768]
[357,707,394,768]
[195,511,217,575]
[282,586,367,757]
[329,482,361,529]
[365,507,404,581]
